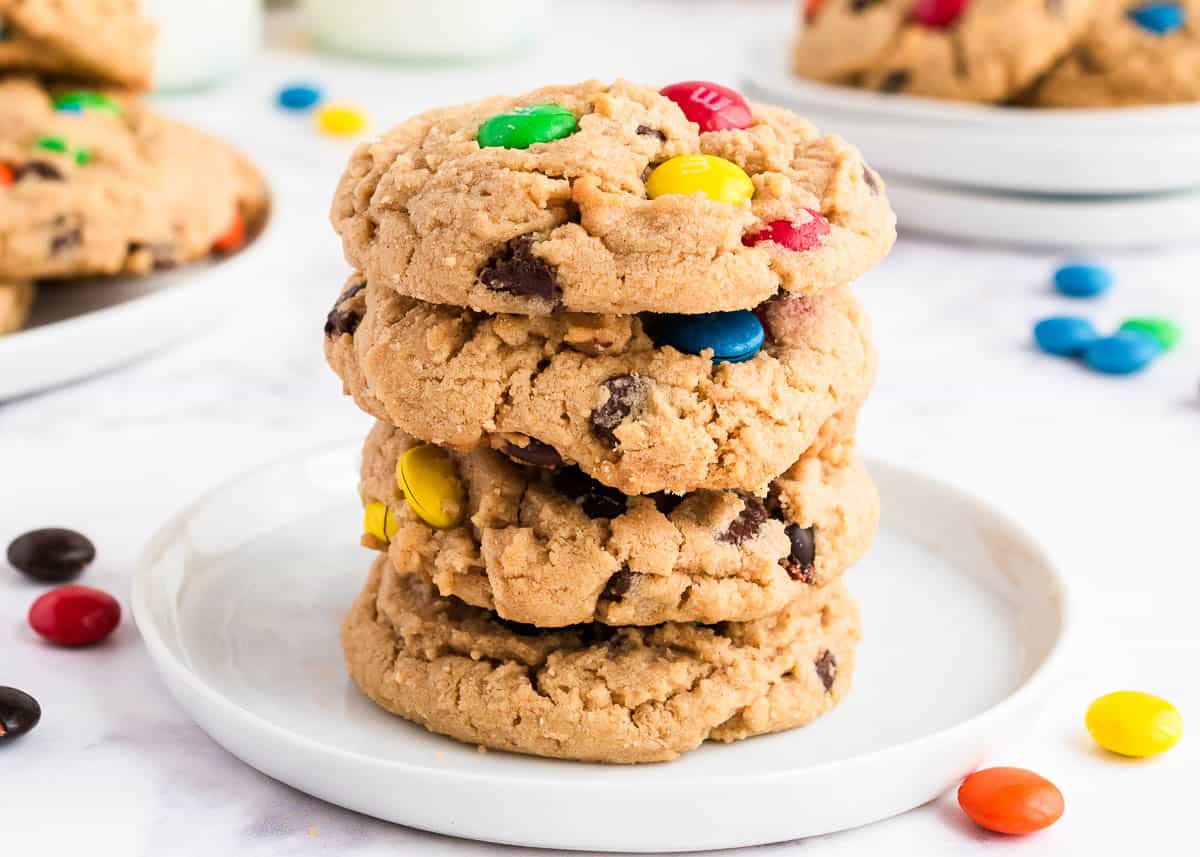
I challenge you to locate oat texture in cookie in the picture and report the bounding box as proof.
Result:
[0,77,268,280]
[324,276,876,496]
[342,555,861,763]
[331,79,895,315]
[359,419,878,627]
[0,278,33,334]
[793,0,1098,102]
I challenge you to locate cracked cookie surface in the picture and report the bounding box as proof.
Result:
[325,276,875,496]
[331,79,894,316]
[343,554,861,763]
[0,77,268,280]
[0,0,156,89]
[794,0,1097,102]
[0,278,33,333]
[360,420,877,627]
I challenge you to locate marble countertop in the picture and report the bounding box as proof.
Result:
[3,2,1198,853]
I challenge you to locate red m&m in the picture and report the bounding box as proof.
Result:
[914,0,969,27]
[743,210,831,252]
[28,585,121,646]
[660,81,752,132]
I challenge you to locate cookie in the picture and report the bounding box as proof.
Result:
[0,0,156,90]
[0,77,268,280]
[326,277,875,496]
[343,554,861,763]
[331,79,895,316]
[360,419,877,627]
[794,0,1097,103]
[0,278,33,333]
[1025,0,1200,107]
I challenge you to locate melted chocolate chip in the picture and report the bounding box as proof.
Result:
[636,125,666,141]
[650,492,685,516]
[552,466,628,519]
[500,438,563,469]
[7,528,95,583]
[480,236,561,305]
[0,687,41,742]
[494,616,541,636]
[590,374,648,448]
[879,70,911,93]
[129,242,177,270]
[781,524,816,582]
[602,570,635,602]
[50,228,81,255]
[324,282,366,338]
[13,161,63,182]
[850,0,884,10]
[815,650,837,692]
[719,496,769,545]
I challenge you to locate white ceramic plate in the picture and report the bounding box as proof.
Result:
[743,34,1200,196]
[132,442,1070,853]
[0,193,275,402]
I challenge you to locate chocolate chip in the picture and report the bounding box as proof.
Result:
[590,374,648,448]
[552,466,628,519]
[50,228,82,255]
[128,241,177,270]
[814,650,837,692]
[479,236,561,305]
[862,164,880,194]
[719,496,768,545]
[7,528,95,583]
[850,0,884,10]
[602,570,635,602]
[0,687,41,742]
[636,125,666,141]
[500,438,563,469]
[324,281,366,338]
[879,70,911,93]
[650,492,685,516]
[781,524,816,582]
[13,161,63,182]
[494,616,541,636]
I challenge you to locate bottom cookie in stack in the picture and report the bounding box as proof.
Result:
[343,554,861,764]
[0,280,34,334]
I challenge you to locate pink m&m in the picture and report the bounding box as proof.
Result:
[743,210,831,252]
[914,0,969,27]
[660,81,752,132]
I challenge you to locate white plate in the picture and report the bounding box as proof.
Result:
[743,34,1200,196]
[0,191,276,402]
[132,443,1070,853]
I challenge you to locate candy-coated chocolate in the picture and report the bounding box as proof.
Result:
[743,210,830,252]
[316,104,368,137]
[0,163,12,188]
[7,528,95,583]
[805,0,827,19]
[212,210,246,254]
[277,83,322,111]
[1128,2,1185,34]
[363,501,399,544]
[33,136,68,155]
[53,90,121,115]
[1119,317,1181,352]
[1086,690,1183,757]
[1083,330,1160,375]
[476,104,577,150]
[1054,263,1113,298]
[0,687,41,742]
[28,585,120,646]
[914,0,969,27]
[957,767,1064,835]
[397,444,465,529]
[645,154,754,204]
[1033,316,1099,357]
[653,310,765,364]
[659,81,752,132]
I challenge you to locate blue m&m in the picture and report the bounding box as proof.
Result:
[1128,2,1185,34]
[653,310,764,363]
[1034,316,1099,356]
[1053,263,1112,298]
[277,83,323,111]
[1082,330,1162,375]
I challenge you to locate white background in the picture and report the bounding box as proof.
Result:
[2,2,1198,854]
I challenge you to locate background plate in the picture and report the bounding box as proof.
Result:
[133,443,1070,853]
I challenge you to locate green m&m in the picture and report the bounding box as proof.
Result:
[53,90,121,116]
[477,104,577,150]
[1119,317,1182,352]
[33,136,90,165]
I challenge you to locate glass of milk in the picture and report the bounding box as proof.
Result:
[143,0,264,90]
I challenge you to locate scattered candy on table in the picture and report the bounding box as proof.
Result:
[28,585,121,646]
[53,90,121,116]
[1086,690,1183,757]
[396,444,464,529]
[1083,329,1161,375]
[659,81,752,132]
[7,527,95,583]
[1034,316,1100,357]
[316,103,368,137]
[1128,2,1186,34]
[277,83,323,111]
[743,211,831,252]
[0,687,41,742]
[1054,263,1113,298]
[1119,317,1182,352]
[652,310,765,363]
[957,767,1064,835]
[913,0,969,28]
[645,154,754,203]
[363,500,399,544]
[476,104,577,149]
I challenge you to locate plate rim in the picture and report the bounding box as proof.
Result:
[131,439,1074,791]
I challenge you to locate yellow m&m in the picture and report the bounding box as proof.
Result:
[316,103,368,137]
[645,154,754,204]
[363,501,398,544]
[396,444,464,529]
[1085,690,1183,757]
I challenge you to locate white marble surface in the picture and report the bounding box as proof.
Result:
[3,2,1199,853]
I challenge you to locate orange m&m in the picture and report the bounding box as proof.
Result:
[957,767,1064,835]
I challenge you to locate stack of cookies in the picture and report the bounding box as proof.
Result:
[0,0,267,336]
[324,80,896,763]
[794,0,1200,108]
